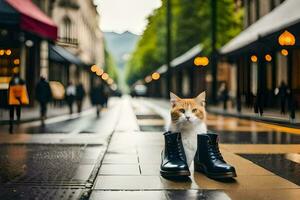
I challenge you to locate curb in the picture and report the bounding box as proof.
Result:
[207,108,300,129]
[0,108,93,125]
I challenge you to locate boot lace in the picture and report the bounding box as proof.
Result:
[167,140,185,161]
[208,142,224,161]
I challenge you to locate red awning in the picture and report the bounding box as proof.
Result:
[5,0,57,40]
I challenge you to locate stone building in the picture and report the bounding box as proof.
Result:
[51,0,104,91]
[0,0,104,107]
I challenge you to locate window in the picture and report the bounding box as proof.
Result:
[63,17,72,40]
[58,16,78,45]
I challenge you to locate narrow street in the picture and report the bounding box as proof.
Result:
[2,96,298,199]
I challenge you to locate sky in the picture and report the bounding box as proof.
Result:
[94,0,161,35]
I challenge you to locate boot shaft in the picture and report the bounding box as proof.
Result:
[163,131,187,162]
[195,133,222,162]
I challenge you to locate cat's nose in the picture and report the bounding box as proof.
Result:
[186,116,190,120]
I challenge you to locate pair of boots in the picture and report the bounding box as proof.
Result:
[160,131,236,179]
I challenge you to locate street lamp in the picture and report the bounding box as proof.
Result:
[96,68,104,76]
[166,0,172,96]
[281,49,289,56]
[251,55,258,62]
[14,59,20,65]
[152,72,160,80]
[145,76,152,83]
[210,0,218,103]
[265,54,272,62]
[107,78,114,85]
[278,30,295,46]
[5,49,11,56]
[91,65,98,72]
[194,56,209,67]
[101,73,109,80]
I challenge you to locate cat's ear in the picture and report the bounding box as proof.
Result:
[170,92,180,107]
[195,91,206,106]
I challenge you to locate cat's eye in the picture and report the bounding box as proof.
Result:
[179,109,185,113]
[192,109,197,113]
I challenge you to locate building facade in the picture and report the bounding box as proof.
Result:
[37,0,104,92]
[219,0,300,112]
[51,0,104,91]
[0,0,58,106]
[0,0,104,108]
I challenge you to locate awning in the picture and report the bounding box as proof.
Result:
[0,0,19,26]
[155,44,203,74]
[221,0,300,55]
[0,0,57,40]
[49,45,86,67]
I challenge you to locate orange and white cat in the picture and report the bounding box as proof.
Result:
[168,92,207,166]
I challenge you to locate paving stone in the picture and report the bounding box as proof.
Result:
[166,190,231,200]
[99,164,140,175]
[94,176,164,190]
[140,164,160,175]
[90,190,167,200]
[226,189,300,200]
[102,154,138,164]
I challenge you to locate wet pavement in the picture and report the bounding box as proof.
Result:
[1,97,300,199]
[90,98,300,200]
[0,98,123,199]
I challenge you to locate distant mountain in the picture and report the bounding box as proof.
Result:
[104,31,139,69]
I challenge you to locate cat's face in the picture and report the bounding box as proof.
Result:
[170,92,206,127]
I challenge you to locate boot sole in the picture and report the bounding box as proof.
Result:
[194,163,237,179]
[160,169,191,177]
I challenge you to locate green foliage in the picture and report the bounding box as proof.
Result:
[126,0,243,85]
[104,47,119,83]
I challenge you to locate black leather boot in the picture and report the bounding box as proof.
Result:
[160,131,190,177]
[194,132,236,179]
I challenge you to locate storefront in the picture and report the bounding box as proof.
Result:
[49,44,89,87]
[0,0,57,107]
[219,0,300,109]
[145,45,206,98]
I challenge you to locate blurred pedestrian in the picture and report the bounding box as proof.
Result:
[90,80,105,117]
[103,85,110,108]
[218,82,229,110]
[36,77,52,125]
[236,94,242,113]
[8,74,29,133]
[65,81,76,114]
[75,82,85,113]
[256,89,264,116]
[276,81,289,114]
[288,91,297,122]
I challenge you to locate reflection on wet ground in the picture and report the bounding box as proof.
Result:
[0,144,103,199]
[139,125,165,132]
[0,144,95,185]
[166,190,231,200]
[240,154,300,186]
[0,186,84,200]
[211,130,300,144]
[19,116,100,134]
[136,114,163,120]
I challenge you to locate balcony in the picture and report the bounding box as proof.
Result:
[57,37,78,47]
[58,0,79,10]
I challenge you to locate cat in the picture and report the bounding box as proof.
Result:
[168,91,207,166]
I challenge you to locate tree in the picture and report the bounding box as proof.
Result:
[104,48,119,83]
[126,0,243,85]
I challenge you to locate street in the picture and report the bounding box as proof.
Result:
[0,96,299,199]
[1,0,300,199]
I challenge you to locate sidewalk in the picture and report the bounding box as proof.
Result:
[0,97,124,199]
[208,105,300,128]
[90,98,300,200]
[0,98,92,124]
